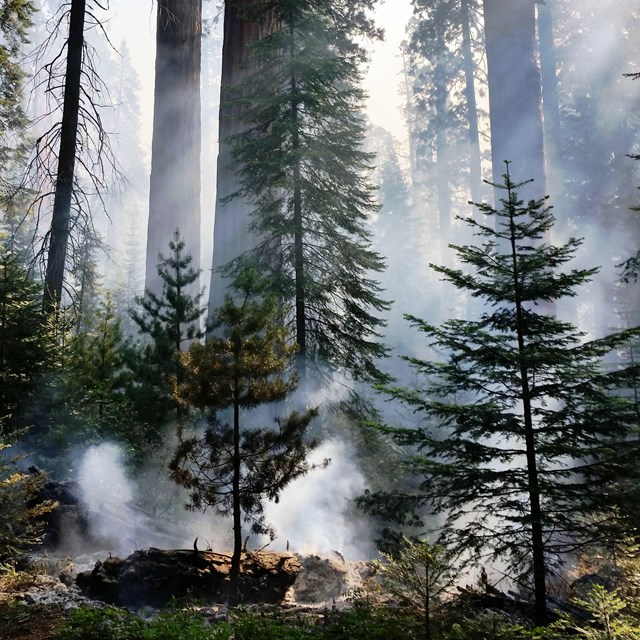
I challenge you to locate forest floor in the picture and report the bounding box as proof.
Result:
[0,570,88,640]
[0,601,68,640]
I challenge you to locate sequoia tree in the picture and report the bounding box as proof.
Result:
[225,0,388,384]
[146,0,202,297]
[483,0,546,199]
[406,0,485,227]
[208,0,277,316]
[360,168,640,624]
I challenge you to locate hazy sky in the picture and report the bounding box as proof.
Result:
[106,0,413,148]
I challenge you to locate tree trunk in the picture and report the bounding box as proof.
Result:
[289,14,306,367]
[207,1,277,320]
[483,0,546,201]
[146,0,202,297]
[507,177,547,625]
[401,49,418,198]
[43,0,85,311]
[434,23,451,236]
[460,0,483,209]
[230,389,242,606]
[536,1,561,196]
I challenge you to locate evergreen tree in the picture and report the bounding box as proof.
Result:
[171,269,320,604]
[127,230,206,433]
[0,0,34,187]
[0,0,37,260]
[0,244,55,437]
[66,294,140,449]
[368,126,424,354]
[360,168,640,625]
[226,0,389,386]
[405,0,485,225]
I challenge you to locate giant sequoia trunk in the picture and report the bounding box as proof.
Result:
[43,0,85,310]
[207,1,277,319]
[536,1,562,197]
[460,0,482,209]
[434,21,451,236]
[146,0,202,297]
[483,0,546,199]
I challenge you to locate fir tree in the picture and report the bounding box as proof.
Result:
[226,0,389,386]
[360,167,640,625]
[127,229,206,433]
[0,244,56,437]
[66,294,140,447]
[170,269,321,604]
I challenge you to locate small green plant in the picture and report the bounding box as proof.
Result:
[375,537,458,640]
[551,584,640,640]
[55,607,233,640]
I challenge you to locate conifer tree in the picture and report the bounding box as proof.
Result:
[66,295,136,445]
[226,0,389,385]
[0,245,56,437]
[128,229,206,433]
[171,269,320,604]
[360,167,640,625]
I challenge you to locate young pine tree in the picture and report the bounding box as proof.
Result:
[226,0,389,386]
[170,269,321,604]
[360,167,640,625]
[127,229,206,433]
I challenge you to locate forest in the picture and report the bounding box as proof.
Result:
[1,0,640,638]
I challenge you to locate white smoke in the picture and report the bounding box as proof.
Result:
[264,440,373,560]
[77,443,137,553]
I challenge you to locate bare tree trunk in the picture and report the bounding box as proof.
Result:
[460,0,482,209]
[208,1,277,320]
[230,388,242,606]
[401,49,418,198]
[146,0,202,297]
[536,1,561,197]
[43,0,85,311]
[434,23,451,237]
[483,0,546,201]
[506,175,547,626]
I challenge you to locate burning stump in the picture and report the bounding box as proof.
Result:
[76,548,302,607]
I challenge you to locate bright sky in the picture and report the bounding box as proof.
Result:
[106,0,413,147]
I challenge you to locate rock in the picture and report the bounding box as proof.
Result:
[76,548,303,607]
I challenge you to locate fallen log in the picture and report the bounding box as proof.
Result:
[76,548,302,607]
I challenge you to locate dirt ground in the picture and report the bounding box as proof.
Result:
[0,601,68,640]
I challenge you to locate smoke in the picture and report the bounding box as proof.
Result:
[263,440,372,560]
[76,442,227,555]
[77,443,136,553]
[73,438,373,561]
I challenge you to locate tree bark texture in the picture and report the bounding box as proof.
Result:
[43,0,85,310]
[483,0,546,200]
[208,0,277,320]
[146,0,202,297]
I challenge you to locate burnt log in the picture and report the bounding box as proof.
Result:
[31,479,89,550]
[76,548,302,607]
